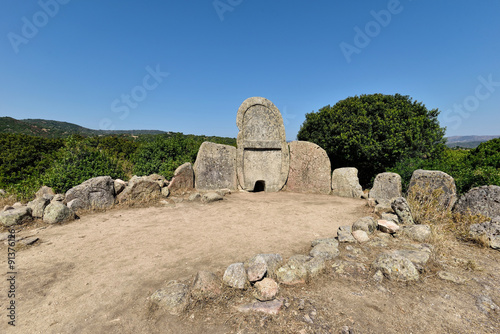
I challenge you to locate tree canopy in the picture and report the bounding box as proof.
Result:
[297,94,446,186]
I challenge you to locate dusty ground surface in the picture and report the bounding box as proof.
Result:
[0,192,369,333]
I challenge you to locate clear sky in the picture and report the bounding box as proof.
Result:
[1,0,499,140]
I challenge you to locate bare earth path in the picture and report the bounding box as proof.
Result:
[1,192,369,334]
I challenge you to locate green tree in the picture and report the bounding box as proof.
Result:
[297,94,446,187]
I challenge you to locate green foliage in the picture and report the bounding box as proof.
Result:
[42,136,126,193]
[297,94,446,186]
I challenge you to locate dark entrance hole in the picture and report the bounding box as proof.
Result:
[253,180,266,192]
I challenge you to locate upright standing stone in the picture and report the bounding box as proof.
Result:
[194,142,237,191]
[454,185,500,218]
[168,162,195,193]
[408,170,457,210]
[331,167,363,198]
[236,97,289,192]
[286,141,331,194]
[369,172,402,201]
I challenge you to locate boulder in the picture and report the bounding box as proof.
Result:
[391,197,414,225]
[43,203,75,224]
[337,226,356,243]
[65,176,115,210]
[35,186,55,199]
[392,249,430,271]
[378,220,400,234]
[191,271,222,299]
[0,207,32,227]
[402,225,432,242]
[352,230,369,243]
[253,278,279,301]
[276,258,308,285]
[150,281,190,315]
[286,141,331,194]
[352,216,377,234]
[288,255,327,277]
[194,142,238,191]
[223,263,247,289]
[117,176,161,203]
[372,253,420,281]
[168,163,195,193]
[381,213,399,223]
[245,255,268,282]
[309,242,340,260]
[369,172,402,201]
[469,220,500,250]
[331,167,363,198]
[113,179,127,195]
[408,170,457,210]
[201,192,223,203]
[252,254,283,279]
[27,197,50,218]
[454,185,500,218]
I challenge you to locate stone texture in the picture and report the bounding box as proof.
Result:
[337,226,356,243]
[191,271,222,299]
[67,198,86,212]
[253,278,279,301]
[223,263,247,289]
[391,197,414,225]
[146,174,168,188]
[309,242,340,260]
[469,220,500,250]
[35,186,55,199]
[194,142,237,191]
[245,255,268,282]
[381,213,399,222]
[408,169,457,210]
[352,230,369,243]
[150,281,190,315]
[236,298,284,315]
[161,187,170,198]
[168,163,195,193]
[287,255,326,277]
[369,172,402,201]
[331,260,367,277]
[252,254,283,279]
[374,200,395,215]
[378,220,400,234]
[352,216,377,234]
[65,176,115,210]
[43,203,74,224]
[331,167,363,198]
[437,271,466,284]
[27,197,50,218]
[286,141,331,194]
[113,179,127,195]
[476,295,499,315]
[0,207,32,227]
[236,97,289,192]
[372,253,420,281]
[117,176,161,203]
[392,249,430,271]
[276,258,308,285]
[51,194,64,202]
[201,192,223,203]
[402,225,432,243]
[454,185,500,218]
[311,238,339,248]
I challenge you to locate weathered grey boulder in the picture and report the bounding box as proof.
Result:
[201,192,223,203]
[0,207,32,227]
[392,249,430,271]
[276,258,308,285]
[194,142,238,191]
[337,225,356,243]
[113,179,127,195]
[311,237,339,248]
[391,197,414,225]
[310,242,340,260]
[469,219,500,250]
[117,176,161,203]
[454,185,500,218]
[191,271,222,299]
[223,263,248,289]
[27,197,50,218]
[236,97,289,192]
[245,255,268,282]
[408,170,457,210]
[35,186,55,199]
[286,141,331,194]
[369,172,402,201]
[288,255,327,277]
[402,225,432,243]
[372,253,420,281]
[352,216,377,234]
[65,176,115,210]
[168,163,195,193]
[253,278,279,302]
[150,281,190,315]
[43,203,74,224]
[331,167,363,198]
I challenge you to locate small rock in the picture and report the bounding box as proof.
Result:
[216,188,231,196]
[114,179,127,195]
[245,255,268,282]
[374,200,394,215]
[150,281,190,315]
[236,298,284,315]
[191,271,222,299]
[43,202,74,224]
[51,194,65,203]
[288,255,326,277]
[352,230,369,243]
[201,192,223,203]
[331,260,367,277]
[310,242,340,260]
[352,216,377,234]
[338,226,356,243]
[161,187,170,198]
[276,259,308,285]
[402,225,432,242]
[437,271,466,285]
[35,186,55,199]
[392,249,430,271]
[381,213,399,223]
[372,252,419,281]
[0,207,32,227]
[372,270,384,284]
[391,197,414,225]
[12,202,22,208]
[223,263,247,289]
[28,196,51,218]
[378,220,400,234]
[18,237,39,246]
[188,193,201,202]
[311,237,339,248]
[253,278,279,301]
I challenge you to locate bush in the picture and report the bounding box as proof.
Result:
[297,94,446,187]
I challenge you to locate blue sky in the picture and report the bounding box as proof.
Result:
[1,0,499,140]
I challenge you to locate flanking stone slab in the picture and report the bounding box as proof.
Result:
[408,169,457,210]
[369,172,402,201]
[454,185,500,218]
[236,97,289,192]
[331,167,363,198]
[194,142,237,191]
[286,141,331,194]
[168,163,195,193]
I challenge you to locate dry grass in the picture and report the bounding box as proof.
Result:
[0,194,17,208]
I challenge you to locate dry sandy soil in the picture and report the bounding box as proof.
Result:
[0,192,368,333]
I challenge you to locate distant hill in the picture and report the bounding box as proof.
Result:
[0,117,167,138]
[446,135,500,149]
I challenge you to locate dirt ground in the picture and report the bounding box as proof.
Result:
[0,192,367,333]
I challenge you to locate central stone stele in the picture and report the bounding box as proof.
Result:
[236,97,290,192]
